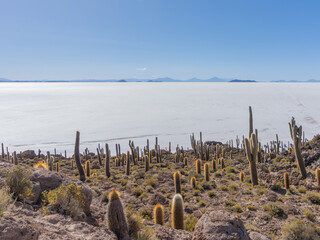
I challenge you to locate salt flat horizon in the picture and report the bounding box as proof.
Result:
[0,82,319,155]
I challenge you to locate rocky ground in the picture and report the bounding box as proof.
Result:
[1,135,320,240]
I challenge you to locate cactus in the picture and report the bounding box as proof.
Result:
[183,157,188,167]
[97,148,102,166]
[13,151,18,165]
[149,151,153,164]
[284,172,290,190]
[316,168,320,187]
[105,143,110,178]
[56,162,59,172]
[1,143,4,159]
[153,204,164,225]
[74,131,86,182]
[85,160,90,177]
[107,190,130,240]
[221,158,225,169]
[171,194,184,230]
[249,106,253,137]
[244,133,259,186]
[216,144,221,158]
[145,155,149,172]
[174,171,181,194]
[126,151,130,175]
[196,159,202,175]
[190,177,196,189]
[289,117,307,179]
[239,171,244,182]
[204,162,209,181]
[212,159,216,172]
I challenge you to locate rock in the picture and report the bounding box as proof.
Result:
[192,210,249,240]
[19,150,37,159]
[27,181,42,204]
[146,221,192,240]
[0,216,39,240]
[247,230,272,240]
[148,192,167,205]
[30,169,63,191]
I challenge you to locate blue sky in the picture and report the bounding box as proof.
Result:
[0,0,320,81]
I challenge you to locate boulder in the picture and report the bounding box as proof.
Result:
[247,230,272,240]
[30,169,63,191]
[20,150,37,159]
[192,210,249,240]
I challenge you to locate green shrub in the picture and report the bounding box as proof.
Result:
[228,183,238,191]
[271,182,283,191]
[42,183,85,218]
[126,211,143,239]
[132,188,144,197]
[200,180,216,190]
[193,190,201,196]
[297,186,307,194]
[306,192,320,204]
[198,200,206,207]
[303,209,315,221]
[247,205,257,211]
[225,166,237,173]
[0,188,12,217]
[263,203,286,218]
[185,214,198,232]
[139,208,152,220]
[281,218,320,240]
[207,191,215,198]
[3,166,33,199]
[233,205,243,213]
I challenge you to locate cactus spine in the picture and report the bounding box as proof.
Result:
[204,162,209,181]
[171,194,184,230]
[85,160,90,177]
[191,177,196,188]
[289,117,307,179]
[196,159,202,175]
[153,204,164,225]
[244,133,259,186]
[107,190,130,240]
[74,131,85,182]
[284,172,290,190]
[174,171,181,194]
[239,171,244,182]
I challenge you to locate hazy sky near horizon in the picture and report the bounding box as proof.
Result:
[1,0,320,81]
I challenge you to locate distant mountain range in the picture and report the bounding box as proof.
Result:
[0,77,319,83]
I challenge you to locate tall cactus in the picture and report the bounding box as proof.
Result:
[191,177,196,188]
[56,162,59,172]
[212,158,216,172]
[145,155,149,172]
[174,171,181,194]
[244,133,259,186]
[107,190,130,240]
[153,204,164,225]
[316,168,320,187]
[196,159,202,175]
[171,194,184,230]
[105,143,110,178]
[85,160,91,177]
[74,131,85,182]
[126,151,130,176]
[204,162,209,181]
[249,106,253,137]
[13,151,18,165]
[289,117,307,179]
[284,172,290,190]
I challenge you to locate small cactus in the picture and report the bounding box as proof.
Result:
[316,168,320,187]
[204,162,209,181]
[196,159,202,175]
[239,171,244,182]
[221,158,225,169]
[153,204,164,225]
[184,157,188,167]
[171,194,184,230]
[85,160,90,177]
[107,190,130,240]
[191,177,196,188]
[174,171,181,194]
[145,155,149,172]
[284,172,290,190]
[71,160,74,169]
[56,162,59,172]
